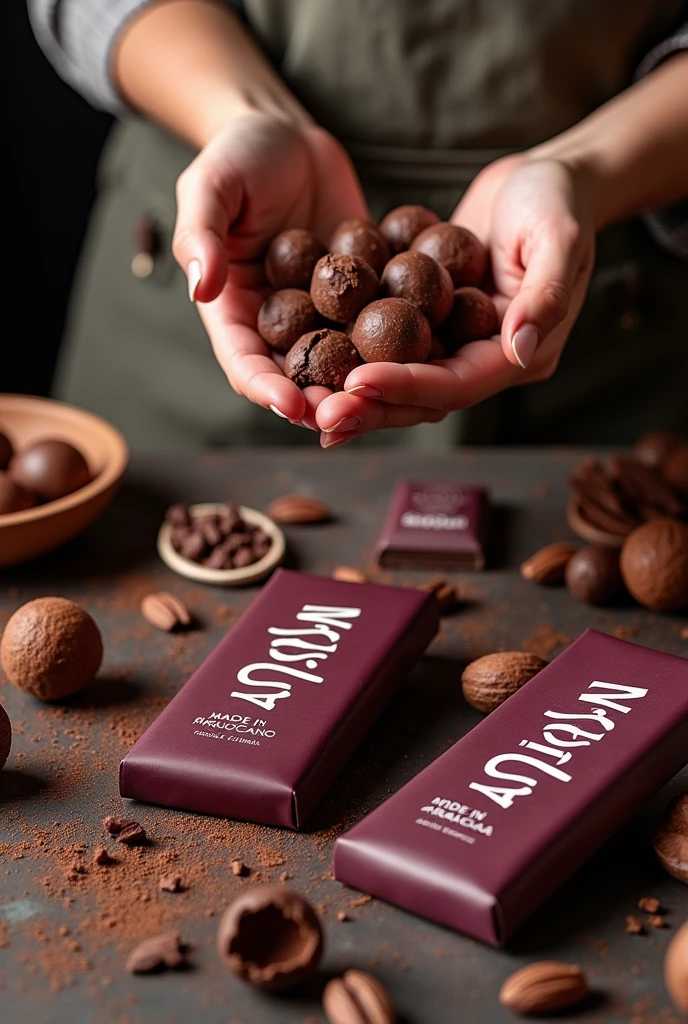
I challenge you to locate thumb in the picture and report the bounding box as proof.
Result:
[501,221,582,369]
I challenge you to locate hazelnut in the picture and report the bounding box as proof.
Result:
[264,229,326,291]
[634,430,684,469]
[0,472,35,515]
[381,251,454,328]
[620,517,688,611]
[665,920,688,1015]
[461,652,547,713]
[10,440,91,502]
[1,597,103,700]
[257,289,322,354]
[0,431,13,471]
[330,219,390,276]
[352,298,431,364]
[564,546,623,605]
[379,204,441,254]
[440,287,499,352]
[653,792,687,885]
[410,222,487,286]
[310,253,378,322]
[0,703,11,771]
[284,329,359,391]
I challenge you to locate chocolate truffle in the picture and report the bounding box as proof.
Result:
[620,517,688,611]
[381,251,454,328]
[662,444,688,496]
[0,431,13,471]
[564,545,622,605]
[411,222,487,286]
[634,430,684,469]
[0,472,35,515]
[379,204,441,255]
[0,703,11,771]
[330,219,390,276]
[257,289,322,354]
[310,253,378,322]
[10,440,91,502]
[352,298,431,364]
[264,229,326,290]
[217,886,323,991]
[285,329,359,390]
[441,286,499,352]
[0,597,103,700]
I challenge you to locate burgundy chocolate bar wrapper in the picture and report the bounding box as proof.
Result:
[374,480,488,570]
[120,569,438,828]
[334,629,688,946]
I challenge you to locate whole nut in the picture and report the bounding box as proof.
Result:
[140,592,192,632]
[564,545,622,605]
[267,495,330,524]
[461,652,547,713]
[520,542,578,584]
[665,920,688,1015]
[499,962,589,1016]
[620,517,688,611]
[653,792,687,884]
[323,969,396,1024]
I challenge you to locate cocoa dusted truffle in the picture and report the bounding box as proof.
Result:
[310,253,378,322]
[441,286,499,352]
[0,597,103,700]
[411,222,487,286]
[0,703,11,771]
[381,251,454,328]
[0,472,35,515]
[379,204,441,255]
[257,289,322,354]
[620,517,688,611]
[285,329,360,390]
[264,228,326,290]
[330,219,390,276]
[10,440,91,502]
[0,431,13,471]
[352,297,431,364]
[217,886,323,991]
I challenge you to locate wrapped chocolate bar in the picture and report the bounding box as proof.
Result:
[120,569,438,827]
[374,481,488,569]
[334,630,688,945]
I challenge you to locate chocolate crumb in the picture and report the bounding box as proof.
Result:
[230,859,247,877]
[638,896,661,914]
[125,931,185,974]
[647,914,666,928]
[159,874,183,893]
[626,915,645,934]
[93,846,116,866]
[101,815,137,836]
[350,894,372,908]
[116,822,146,845]
[337,911,348,922]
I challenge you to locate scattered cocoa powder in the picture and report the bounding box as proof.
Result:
[521,624,572,660]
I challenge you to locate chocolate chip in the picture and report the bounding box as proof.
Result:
[116,822,146,845]
[125,931,185,973]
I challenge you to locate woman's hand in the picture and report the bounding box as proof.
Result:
[172,111,369,426]
[314,154,596,446]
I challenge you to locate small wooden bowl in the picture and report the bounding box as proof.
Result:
[157,503,285,586]
[0,394,128,567]
[566,498,625,549]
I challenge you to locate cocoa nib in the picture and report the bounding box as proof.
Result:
[102,814,138,836]
[116,822,147,845]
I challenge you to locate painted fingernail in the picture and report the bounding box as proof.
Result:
[187,259,202,302]
[321,433,354,449]
[511,324,539,369]
[345,384,384,399]
[323,416,361,434]
[269,404,288,420]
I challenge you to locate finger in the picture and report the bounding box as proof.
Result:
[316,389,446,435]
[301,386,333,430]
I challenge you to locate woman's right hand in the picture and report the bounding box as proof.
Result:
[172,111,369,426]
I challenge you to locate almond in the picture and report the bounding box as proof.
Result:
[499,961,588,1016]
[140,592,191,632]
[332,566,367,583]
[520,542,577,584]
[323,969,396,1024]
[422,578,456,614]
[267,495,330,524]
[461,652,547,713]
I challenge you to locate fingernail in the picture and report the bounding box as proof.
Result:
[323,416,361,434]
[187,259,202,302]
[511,324,539,369]
[269,404,288,420]
[345,384,384,398]
[321,433,354,449]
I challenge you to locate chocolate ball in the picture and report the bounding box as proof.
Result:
[352,298,431,364]
[381,251,454,329]
[620,517,688,611]
[217,886,323,991]
[379,205,441,255]
[0,431,13,471]
[330,219,390,276]
[427,334,447,361]
[264,229,326,291]
[310,253,378,322]
[634,430,685,469]
[564,545,622,605]
[0,472,35,515]
[285,329,360,390]
[663,444,688,497]
[257,289,322,354]
[10,440,91,502]
[0,703,11,771]
[1,597,103,701]
[441,287,499,352]
[411,222,487,286]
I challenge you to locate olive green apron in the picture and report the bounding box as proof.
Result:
[55,0,688,450]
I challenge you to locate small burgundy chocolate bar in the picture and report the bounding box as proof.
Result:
[334,630,688,945]
[374,481,488,570]
[120,569,438,828]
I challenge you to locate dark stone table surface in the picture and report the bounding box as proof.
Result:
[0,449,686,1024]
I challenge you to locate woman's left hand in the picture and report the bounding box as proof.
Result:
[314,154,596,446]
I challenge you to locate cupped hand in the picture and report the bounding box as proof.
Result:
[172,111,369,425]
[315,155,596,446]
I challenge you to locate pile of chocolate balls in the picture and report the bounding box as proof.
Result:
[258,206,498,391]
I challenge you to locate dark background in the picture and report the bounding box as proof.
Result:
[7,2,112,396]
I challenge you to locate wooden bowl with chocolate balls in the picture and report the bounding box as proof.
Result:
[257,208,499,391]
[0,394,128,567]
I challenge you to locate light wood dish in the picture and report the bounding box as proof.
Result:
[0,394,129,567]
[566,498,625,549]
[157,503,285,586]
